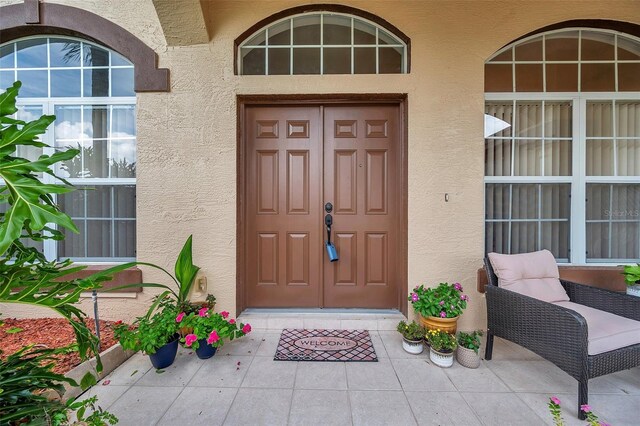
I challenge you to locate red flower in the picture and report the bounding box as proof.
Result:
[242,324,252,334]
[114,320,123,325]
[229,319,236,324]
[220,311,229,319]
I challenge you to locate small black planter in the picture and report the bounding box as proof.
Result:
[195,339,217,359]
[149,334,179,369]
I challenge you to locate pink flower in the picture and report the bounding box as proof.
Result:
[550,396,561,405]
[220,311,229,319]
[185,333,197,346]
[207,330,220,344]
[410,293,418,302]
[229,319,236,324]
[580,404,592,413]
[198,307,208,317]
[440,311,446,318]
[176,312,185,323]
[439,300,445,306]
[454,282,463,291]
[242,324,252,334]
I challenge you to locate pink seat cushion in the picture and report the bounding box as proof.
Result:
[555,301,640,355]
[488,250,570,303]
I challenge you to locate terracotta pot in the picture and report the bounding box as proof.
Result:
[402,337,424,354]
[456,345,481,368]
[429,347,454,368]
[417,313,459,334]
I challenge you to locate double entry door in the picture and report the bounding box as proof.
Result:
[244,103,402,308]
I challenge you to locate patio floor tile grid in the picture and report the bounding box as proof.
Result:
[82,331,640,426]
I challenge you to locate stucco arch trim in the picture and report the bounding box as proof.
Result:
[234,3,412,74]
[0,0,170,92]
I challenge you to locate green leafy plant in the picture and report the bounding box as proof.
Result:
[0,345,75,424]
[100,235,201,317]
[457,330,483,354]
[396,320,425,341]
[409,282,469,318]
[622,263,640,286]
[63,395,119,425]
[179,307,251,351]
[205,293,217,308]
[0,345,115,425]
[426,329,457,353]
[113,302,179,355]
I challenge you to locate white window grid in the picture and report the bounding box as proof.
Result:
[238,12,407,75]
[585,182,640,262]
[486,91,640,265]
[10,98,137,263]
[0,35,134,98]
[488,28,640,93]
[485,183,571,262]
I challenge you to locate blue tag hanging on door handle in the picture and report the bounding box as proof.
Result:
[325,213,339,262]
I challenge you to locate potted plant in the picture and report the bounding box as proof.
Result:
[179,307,251,359]
[409,282,469,333]
[426,328,457,367]
[456,330,483,368]
[396,320,425,354]
[113,302,180,369]
[623,264,640,297]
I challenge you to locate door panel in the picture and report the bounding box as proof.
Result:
[244,103,400,309]
[246,106,322,307]
[323,106,399,308]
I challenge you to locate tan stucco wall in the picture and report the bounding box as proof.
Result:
[2,0,640,328]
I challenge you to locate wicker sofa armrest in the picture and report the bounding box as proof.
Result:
[561,279,640,321]
[486,285,589,378]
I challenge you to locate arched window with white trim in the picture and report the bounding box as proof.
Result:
[238,11,408,75]
[484,28,640,263]
[0,36,136,262]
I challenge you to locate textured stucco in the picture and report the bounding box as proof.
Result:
[2,0,640,327]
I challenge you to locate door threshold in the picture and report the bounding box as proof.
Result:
[238,308,406,331]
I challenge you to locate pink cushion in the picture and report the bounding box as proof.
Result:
[488,250,569,303]
[555,301,640,355]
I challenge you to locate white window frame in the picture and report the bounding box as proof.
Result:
[15,97,136,264]
[2,35,137,264]
[238,12,408,75]
[485,91,640,265]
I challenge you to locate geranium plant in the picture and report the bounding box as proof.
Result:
[113,302,179,354]
[426,329,457,353]
[409,282,469,318]
[457,330,483,354]
[396,320,425,341]
[178,308,251,351]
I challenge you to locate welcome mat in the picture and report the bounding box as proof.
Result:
[274,329,378,362]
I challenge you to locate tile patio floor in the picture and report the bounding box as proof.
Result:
[81,321,640,426]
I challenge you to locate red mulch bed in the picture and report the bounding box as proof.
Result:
[0,318,119,374]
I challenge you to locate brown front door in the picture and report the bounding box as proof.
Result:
[244,103,401,309]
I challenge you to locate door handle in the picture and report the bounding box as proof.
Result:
[324,213,338,262]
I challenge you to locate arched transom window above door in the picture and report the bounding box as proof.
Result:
[238,12,408,75]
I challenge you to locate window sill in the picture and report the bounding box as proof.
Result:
[477,264,627,294]
[62,264,142,293]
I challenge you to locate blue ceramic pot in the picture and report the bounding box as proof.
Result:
[195,339,217,359]
[148,334,179,369]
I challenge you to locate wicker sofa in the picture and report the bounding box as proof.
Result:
[484,251,640,419]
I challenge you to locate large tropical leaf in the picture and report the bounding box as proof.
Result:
[174,235,200,302]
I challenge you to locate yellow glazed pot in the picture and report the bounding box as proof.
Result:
[418,314,459,334]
